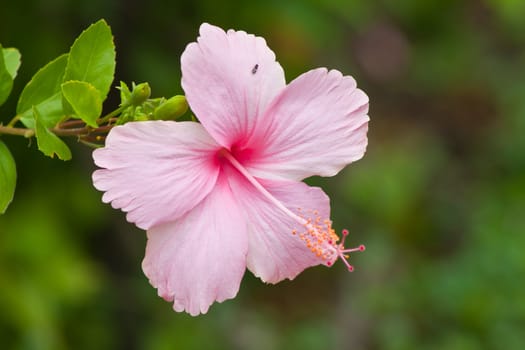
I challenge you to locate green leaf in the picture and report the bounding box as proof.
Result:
[61,81,102,127]
[0,139,17,214]
[118,81,131,105]
[17,54,68,129]
[3,47,21,79]
[63,19,115,101]
[33,106,72,161]
[0,45,21,106]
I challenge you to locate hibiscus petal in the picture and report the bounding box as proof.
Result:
[181,23,286,148]
[92,121,220,230]
[226,166,332,283]
[142,176,248,316]
[246,68,369,181]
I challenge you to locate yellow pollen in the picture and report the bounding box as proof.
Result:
[288,208,342,262]
[286,207,365,271]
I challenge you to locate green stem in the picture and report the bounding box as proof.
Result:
[6,115,21,127]
[79,139,104,149]
[97,104,128,125]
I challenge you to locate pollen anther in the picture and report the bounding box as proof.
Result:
[289,208,365,272]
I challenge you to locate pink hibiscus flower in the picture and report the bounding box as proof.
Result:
[92,23,369,316]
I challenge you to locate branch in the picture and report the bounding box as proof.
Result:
[0,124,35,137]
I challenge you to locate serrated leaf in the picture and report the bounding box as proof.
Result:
[17,54,68,129]
[63,19,115,101]
[61,80,102,127]
[33,106,72,161]
[0,44,19,106]
[0,139,17,214]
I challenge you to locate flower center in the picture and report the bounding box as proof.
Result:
[219,148,365,271]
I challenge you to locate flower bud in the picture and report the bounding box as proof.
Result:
[153,95,188,120]
[129,83,151,106]
[134,114,150,121]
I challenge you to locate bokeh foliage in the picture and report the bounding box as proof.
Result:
[1,0,524,349]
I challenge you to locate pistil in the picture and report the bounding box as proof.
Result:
[219,148,365,271]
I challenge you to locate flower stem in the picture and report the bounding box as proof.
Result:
[97,104,128,125]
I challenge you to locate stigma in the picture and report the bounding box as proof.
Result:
[295,208,365,272]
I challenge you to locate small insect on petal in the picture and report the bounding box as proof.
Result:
[251,64,259,74]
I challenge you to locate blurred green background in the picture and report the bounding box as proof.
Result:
[1,0,525,349]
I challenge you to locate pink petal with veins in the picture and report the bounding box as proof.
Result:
[220,156,338,283]
[93,121,220,230]
[142,175,248,316]
[181,23,285,149]
[246,68,369,181]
